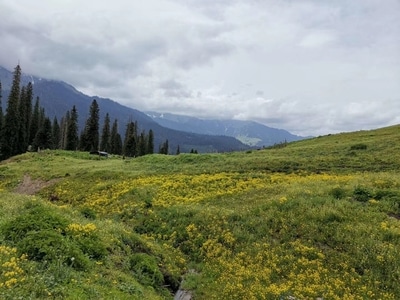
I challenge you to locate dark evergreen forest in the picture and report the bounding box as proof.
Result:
[0,65,165,160]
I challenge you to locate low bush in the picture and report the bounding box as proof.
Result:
[72,234,107,260]
[129,253,163,288]
[121,232,152,254]
[80,206,97,219]
[1,204,106,270]
[2,204,68,242]
[17,230,89,270]
[374,189,399,200]
[352,186,372,202]
[350,143,368,150]
[330,187,347,199]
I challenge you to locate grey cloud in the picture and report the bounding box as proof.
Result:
[171,40,235,69]
[159,79,192,98]
[256,91,264,96]
[0,0,398,136]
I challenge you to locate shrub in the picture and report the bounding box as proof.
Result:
[353,186,372,202]
[330,187,347,199]
[374,189,399,200]
[2,205,68,242]
[80,207,97,219]
[129,253,163,288]
[72,234,107,260]
[121,232,152,254]
[350,143,367,150]
[1,204,102,270]
[17,230,89,270]
[65,223,107,260]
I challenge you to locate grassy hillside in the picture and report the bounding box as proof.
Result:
[0,125,400,299]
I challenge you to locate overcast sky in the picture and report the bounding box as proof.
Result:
[1,0,399,136]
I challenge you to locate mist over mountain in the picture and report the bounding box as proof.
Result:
[146,112,306,147]
[0,66,248,153]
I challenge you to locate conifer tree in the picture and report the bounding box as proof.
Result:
[100,113,111,152]
[114,133,123,155]
[164,139,169,154]
[18,82,33,152]
[123,121,136,157]
[79,130,86,151]
[16,86,27,153]
[147,129,154,154]
[52,117,61,149]
[66,106,79,151]
[38,107,46,137]
[137,131,146,156]
[34,117,52,150]
[159,139,169,155]
[60,112,70,150]
[110,119,122,155]
[80,99,100,151]
[22,82,33,147]
[29,97,40,146]
[176,145,180,155]
[1,65,22,159]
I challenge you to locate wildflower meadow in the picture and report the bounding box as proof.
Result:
[0,125,400,299]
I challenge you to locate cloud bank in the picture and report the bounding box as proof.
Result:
[0,0,399,136]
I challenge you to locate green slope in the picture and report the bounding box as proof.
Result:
[0,125,400,299]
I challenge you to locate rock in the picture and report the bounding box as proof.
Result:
[174,289,192,300]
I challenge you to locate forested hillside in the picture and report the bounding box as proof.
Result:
[0,65,248,154]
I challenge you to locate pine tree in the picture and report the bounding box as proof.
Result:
[123,121,136,157]
[110,119,122,155]
[147,129,154,154]
[39,107,46,131]
[66,106,79,151]
[52,117,61,149]
[79,131,87,151]
[137,131,146,156]
[1,65,22,159]
[80,99,100,151]
[22,82,33,148]
[29,97,40,146]
[100,113,111,152]
[114,133,123,155]
[164,139,169,154]
[18,82,33,152]
[176,145,180,155]
[34,117,53,150]
[17,86,27,152]
[159,139,169,155]
[59,112,70,150]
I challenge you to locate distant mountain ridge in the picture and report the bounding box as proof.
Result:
[0,66,248,153]
[146,112,305,147]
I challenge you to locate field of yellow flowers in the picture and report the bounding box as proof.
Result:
[39,170,400,299]
[1,124,400,299]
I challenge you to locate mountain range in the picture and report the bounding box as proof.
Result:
[146,112,305,147]
[0,65,305,152]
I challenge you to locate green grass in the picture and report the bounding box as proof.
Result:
[0,124,400,299]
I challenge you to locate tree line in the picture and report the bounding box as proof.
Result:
[0,65,164,160]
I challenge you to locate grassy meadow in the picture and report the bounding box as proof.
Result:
[0,125,400,299]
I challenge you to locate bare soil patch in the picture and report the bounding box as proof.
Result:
[14,174,59,195]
